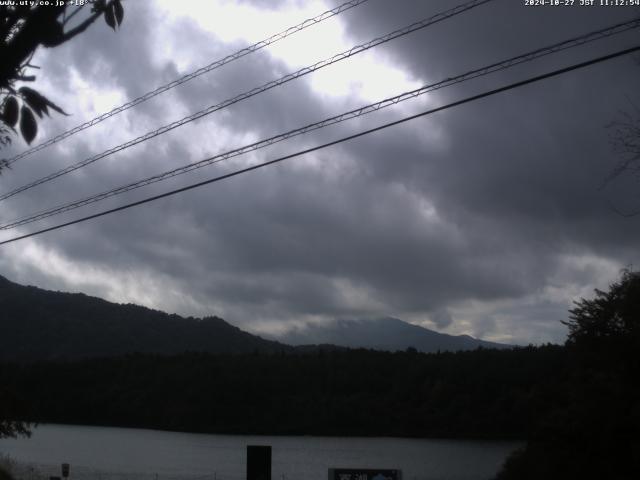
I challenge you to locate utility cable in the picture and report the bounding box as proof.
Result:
[0,0,493,202]
[1,44,637,247]
[1,18,638,231]
[3,0,372,166]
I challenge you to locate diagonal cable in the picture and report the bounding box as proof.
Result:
[1,44,638,246]
[2,17,638,231]
[0,0,493,202]
[3,0,372,166]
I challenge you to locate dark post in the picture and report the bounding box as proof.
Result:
[247,445,271,480]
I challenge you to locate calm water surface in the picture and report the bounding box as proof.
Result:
[0,425,520,480]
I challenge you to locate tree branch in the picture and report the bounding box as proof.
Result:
[49,4,108,47]
[62,5,84,27]
[606,198,640,218]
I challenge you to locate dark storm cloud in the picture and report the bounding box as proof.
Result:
[321,0,640,338]
[1,0,639,344]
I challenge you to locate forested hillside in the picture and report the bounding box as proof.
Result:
[0,275,289,360]
[1,346,564,439]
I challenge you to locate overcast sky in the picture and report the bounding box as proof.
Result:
[1,0,639,344]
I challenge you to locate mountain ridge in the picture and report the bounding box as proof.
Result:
[0,274,290,361]
[266,316,511,352]
[0,274,510,361]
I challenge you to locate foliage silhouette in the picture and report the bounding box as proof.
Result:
[495,269,640,479]
[0,0,124,157]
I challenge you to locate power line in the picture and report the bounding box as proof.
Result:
[0,0,493,203]
[3,0,372,166]
[1,18,637,231]
[1,44,637,247]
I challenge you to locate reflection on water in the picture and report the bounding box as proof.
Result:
[0,424,520,480]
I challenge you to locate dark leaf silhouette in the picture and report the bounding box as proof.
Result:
[40,21,64,47]
[19,88,46,118]
[19,87,68,117]
[113,0,124,26]
[19,106,37,144]
[91,0,108,13]
[104,4,117,30]
[3,97,19,127]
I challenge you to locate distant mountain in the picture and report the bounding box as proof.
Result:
[267,317,511,353]
[0,274,290,361]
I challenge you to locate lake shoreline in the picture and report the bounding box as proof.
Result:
[0,424,521,480]
[17,421,526,443]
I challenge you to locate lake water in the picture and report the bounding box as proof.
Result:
[0,425,520,480]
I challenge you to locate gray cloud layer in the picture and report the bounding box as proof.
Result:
[1,0,639,344]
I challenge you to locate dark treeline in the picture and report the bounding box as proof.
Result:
[1,345,566,439]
